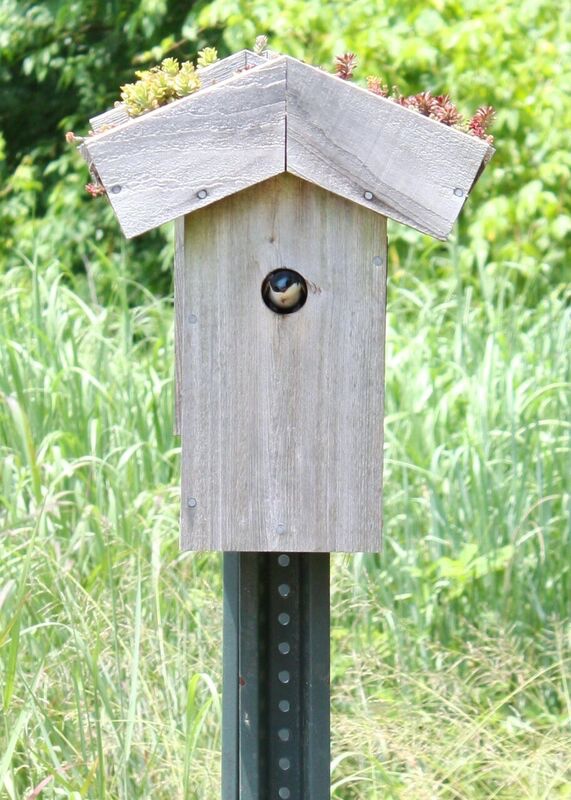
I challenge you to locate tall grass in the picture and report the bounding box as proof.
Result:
[0,243,569,798]
[365,240,570,648]
[0,252,220,798]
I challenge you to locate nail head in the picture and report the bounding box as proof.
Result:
[110,185,122,194]
[453,187,464,197]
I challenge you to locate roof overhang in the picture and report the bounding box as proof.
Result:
[81,50,494,240]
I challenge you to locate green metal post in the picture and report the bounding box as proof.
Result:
[222,553,330,799]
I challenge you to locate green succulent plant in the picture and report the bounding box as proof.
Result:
[197,47,219,67]
[120,57,202,117]
[173,61,201,98]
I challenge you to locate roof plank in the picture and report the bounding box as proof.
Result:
[84,57,287,238]
[285,58,493,240]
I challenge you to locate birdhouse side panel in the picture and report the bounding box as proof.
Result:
[174,215,185,436]
[179,174,387,552]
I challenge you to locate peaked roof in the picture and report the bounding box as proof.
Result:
[81,50,493,240]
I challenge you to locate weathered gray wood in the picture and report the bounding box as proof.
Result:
[286,57,493,240]
[82,52,493,241]
[89,104,131,133]
[180,173,387,552]
[173,216,185,436]
[84,57,287,238]
[89,50,269,133]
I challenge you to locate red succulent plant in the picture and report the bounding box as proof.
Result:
[85,182,107,198]
[469,106,496,143]
[362,66,495,142]
[335,53,358,81]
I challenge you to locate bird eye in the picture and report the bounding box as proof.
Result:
[261,269,308,315]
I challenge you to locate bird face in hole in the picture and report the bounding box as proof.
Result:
[262,269,307,314]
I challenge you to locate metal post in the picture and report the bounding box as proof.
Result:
[222,553,330,799]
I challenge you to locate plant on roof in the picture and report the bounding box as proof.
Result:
[469,105,496,142]
[197,47,219,67]
[334,52,358,81]
[119,47,218,118]
[76,39,495,199]
[253,35,268,55]
[384,86,496,143]
[338,52,495,143]
[85,182,107,197]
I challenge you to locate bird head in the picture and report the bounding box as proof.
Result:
[262,269,307,314]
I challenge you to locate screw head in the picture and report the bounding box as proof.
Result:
[110,185,122,194]
[186,497,197,509]
[364,190,374,201]
[276,522,287,535]
[197,189,208,200]
[453,187,464,197]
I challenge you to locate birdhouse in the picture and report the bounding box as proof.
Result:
[81,50,493,554]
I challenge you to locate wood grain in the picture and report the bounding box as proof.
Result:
[84,57,287,238]
[89,50,270,133]
[180,173,387,552]
[286,58,493,240]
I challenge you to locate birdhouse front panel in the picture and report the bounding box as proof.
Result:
[179,173,387,552]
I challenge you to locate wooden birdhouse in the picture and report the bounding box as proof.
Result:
[81,49,493,554]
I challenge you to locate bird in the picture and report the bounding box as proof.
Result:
[262,269,307,314]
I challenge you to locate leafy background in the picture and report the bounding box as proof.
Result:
[0,0,569,797]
